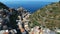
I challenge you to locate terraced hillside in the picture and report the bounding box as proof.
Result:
[29,2,60,30]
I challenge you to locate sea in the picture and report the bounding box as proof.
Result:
[2,1,53,13]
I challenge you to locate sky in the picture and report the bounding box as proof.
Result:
[0,0,60,2]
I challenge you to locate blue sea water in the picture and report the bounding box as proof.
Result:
[3,1,52,13]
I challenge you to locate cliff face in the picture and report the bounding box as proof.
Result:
[29,2,60,29]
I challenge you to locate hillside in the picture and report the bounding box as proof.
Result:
[29,2,60,29]
[0,2,9,9]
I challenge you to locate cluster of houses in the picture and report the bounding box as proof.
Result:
[0,7,30,34]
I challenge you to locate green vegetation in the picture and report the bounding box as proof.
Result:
[29,2,60,30]
[57,33,60,34]
[0,2,9,9]
[0,2,17,28]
